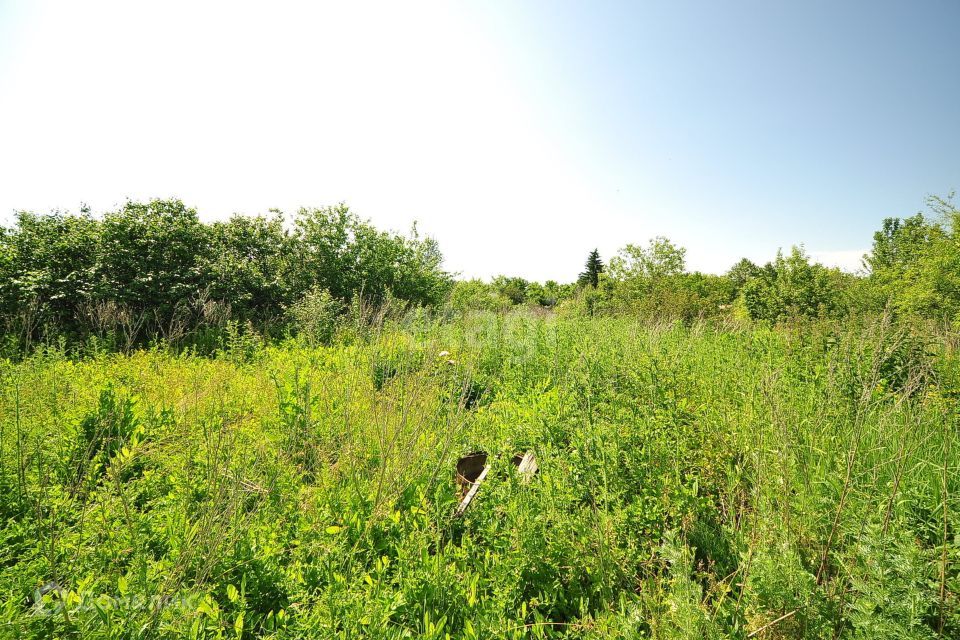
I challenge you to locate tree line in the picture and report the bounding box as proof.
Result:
[1,194,958,354]
[450,194,960,324]
[0,199,450,352]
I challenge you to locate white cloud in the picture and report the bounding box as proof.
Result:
[808,249,868,273]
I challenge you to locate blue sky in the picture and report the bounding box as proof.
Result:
[0,1,957,280]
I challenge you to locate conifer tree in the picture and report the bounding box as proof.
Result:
[578,249,604,287]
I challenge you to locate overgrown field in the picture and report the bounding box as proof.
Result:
[1,314,958,638]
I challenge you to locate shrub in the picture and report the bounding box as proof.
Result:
[741,246,849,322]
[286,287,342,346]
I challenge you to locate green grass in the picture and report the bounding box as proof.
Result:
[1,312,957,638]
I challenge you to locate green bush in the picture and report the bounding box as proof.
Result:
[0,200,452,352]
[286,287,342,346]
[741,246,850,322]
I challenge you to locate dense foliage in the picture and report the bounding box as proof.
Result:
[454,194,960,328]
[0,200,451,353]
[864,195,960,319]
[0,312,956,638]
[4,194,960,356]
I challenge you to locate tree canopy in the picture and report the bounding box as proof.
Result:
[4,193,960,353]
[0,199,452,350]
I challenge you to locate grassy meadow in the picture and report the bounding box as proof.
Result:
[1,312,958,638]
